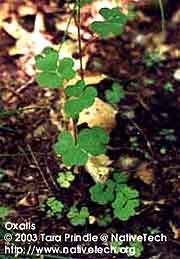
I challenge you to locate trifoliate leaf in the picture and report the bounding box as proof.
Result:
[113,171,128,184]
[62,146,88,166]
[54,127,108,166]
[64,99,84,119]
[105,83,125,104]
[65,80,85,97]
[67,206,89,226]
[78,127,109,156]
[58,58,76,80]
[91,8,128,39]
[64,80,97,119]
[36,72,63,89]
[54,131,74,155]
[80,207,89,218]
[112,186,140,221]
[96,213,112,227]
[57,171,75,188]
[46,197,64,217]
[54,131,88,166]
[35,47,75,88]
[36,47,58,71]
[89,180,115,205]
[121,186,139,199]
[80,87,97,108]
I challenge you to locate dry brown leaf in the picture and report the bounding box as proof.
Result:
[136,162,154,184]
[17,193,38,207]
[8,13,51,56]
[169,221,180,239]
[3,13,53,76]
[78,97,117,133]
[85,154,112,183]
[33,125,46,138]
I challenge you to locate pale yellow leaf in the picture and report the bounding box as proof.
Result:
[78,97,117,133]
[85,154,112,183]
[83,72,106,85]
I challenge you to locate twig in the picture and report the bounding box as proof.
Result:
[0,152,51,157]
[15,78,35,94]
[128,118,154,159]
[44,158,61,192]
[27,144,51,192]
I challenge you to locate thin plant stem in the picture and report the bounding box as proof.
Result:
[76,0,84,80]
[57,2,77,54]
[158,0,165,33]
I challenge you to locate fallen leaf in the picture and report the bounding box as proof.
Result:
[8,13,51,56]
[169,221,180,239]
[33,125,46,138]
[85,154,112,183]
[83,72,106,85]
[78,97,117,133]
[17,193,38,207]
[136,162,154,184]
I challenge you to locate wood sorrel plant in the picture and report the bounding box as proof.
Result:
[34,0,152,223]
[35,1,130,167]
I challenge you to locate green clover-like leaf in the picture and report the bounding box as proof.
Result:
[89,180,115,205]
[91,8,128,39]
[53,131,88,166]
[64,80,97,119]
[65,80,85,97]
[112,186,140,221]
[36,47,58,71]
[67,206,89,226]
[54,127,108,166]
[113,171,128,184]
[78,127,109,156]
[35,47,75,88]
[62,146,88,166]
[54,131,74,155]
[105,82,125,104]
[57,171,75,188]
[46,197,64,217]
[96,213,112,227]
[58,58,76,80]
[36,72,63,89]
